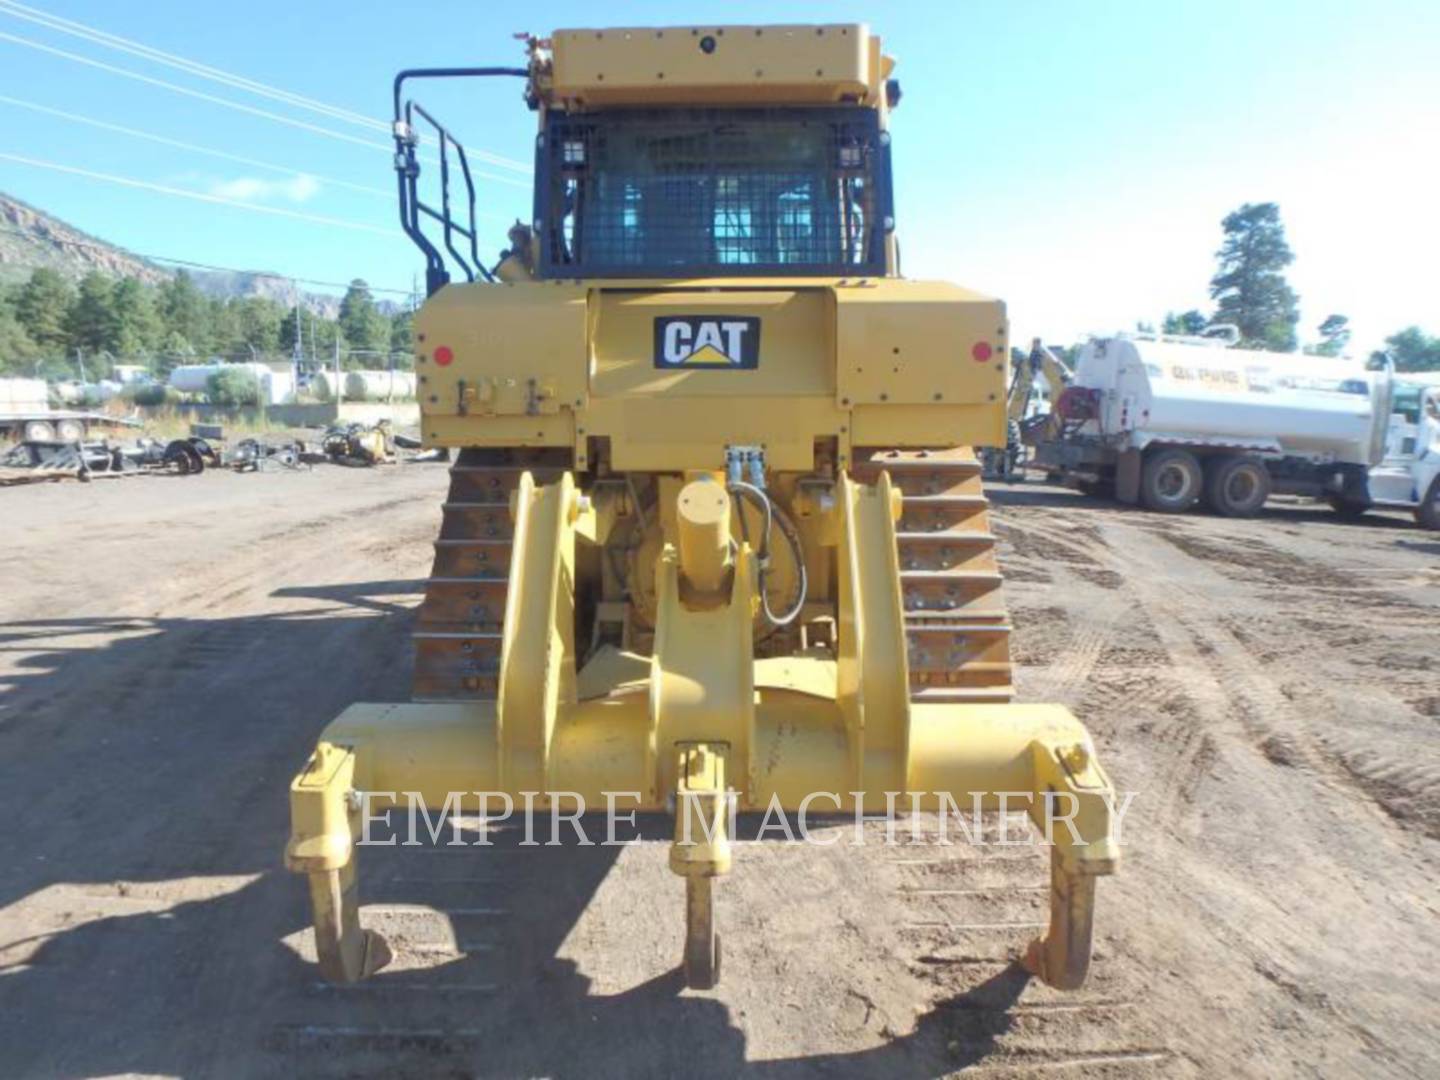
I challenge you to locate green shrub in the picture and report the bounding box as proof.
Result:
[128,383,177,406]
[206,367,261,407]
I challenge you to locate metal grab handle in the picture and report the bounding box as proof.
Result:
[391,67,529,296]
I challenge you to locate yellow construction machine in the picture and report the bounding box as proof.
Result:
[983,338,1073,482]
[286,24,1118,992]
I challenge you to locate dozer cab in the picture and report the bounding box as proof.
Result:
[286,24,1119,992]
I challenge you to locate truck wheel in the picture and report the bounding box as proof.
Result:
[1325,495,1370,520]
[1140,448,1203,513]
[163,440,204,475]
[1204,455,1271,517]
[23,420,56,442]
[1416,477,1440,531]
[54,419,86,442]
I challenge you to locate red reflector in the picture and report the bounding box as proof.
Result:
[971,341,993,362]
[433,346,454,366]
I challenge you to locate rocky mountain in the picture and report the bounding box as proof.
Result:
[0,191,349,316]
[0,191,168,286]
[184,266,342,319]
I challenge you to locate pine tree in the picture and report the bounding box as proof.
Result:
[234,297,283,357]
[111,277,162,358]
[279,306,304,359]
[1163,310,1209,336]
[157,330,197,375]
[389,308,415,368]
[15,268,76,354]
[1313,314,1351,357]
[1209,203,1300,352]
[65,272,118,355]
[338,279,388,358]
[1157,308,1203,334]
[157,271,211,355]
[207,297,241,358]
[0,291,40,372]
[1384,327,1440,372]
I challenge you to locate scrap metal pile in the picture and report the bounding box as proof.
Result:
[0,435,220,485]
[228,436,308,473]
[1,420,415,486]
[319,420,396,467]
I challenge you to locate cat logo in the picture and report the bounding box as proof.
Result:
[654,316,761,370]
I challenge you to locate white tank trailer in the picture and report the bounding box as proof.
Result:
[342,369,417,402]
[1025,333,1436,523]
[168,362,293,405]
[311,370,416,402]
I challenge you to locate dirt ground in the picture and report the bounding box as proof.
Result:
[0,463,1436,1079]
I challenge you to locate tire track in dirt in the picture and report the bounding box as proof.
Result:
[1102,520,1385,828]
[1137,520,1440,839]
[967,487,1439,1075]
[915,503,1187,1074]
[881,814,1177,1077]
[993,512,1132,707]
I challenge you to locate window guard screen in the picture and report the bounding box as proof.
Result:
[535,108,892,278]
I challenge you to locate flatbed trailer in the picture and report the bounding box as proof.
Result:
[0,410,142,444]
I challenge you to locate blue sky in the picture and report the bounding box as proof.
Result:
[1,0,1435,353]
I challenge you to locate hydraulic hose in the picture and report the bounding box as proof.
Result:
[726,481,807,627]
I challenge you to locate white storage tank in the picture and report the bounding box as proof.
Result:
[259,368,294,405]
[170,362,242,395]
[311,371,339,403]
[1073,338,1378,465]
[168,362,269,396]
[342,369,417,401]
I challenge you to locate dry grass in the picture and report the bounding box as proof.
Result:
[101,403,286,441]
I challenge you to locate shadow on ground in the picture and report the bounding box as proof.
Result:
[0,579,1030,1079]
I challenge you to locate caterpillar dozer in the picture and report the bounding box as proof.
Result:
[286,24,1119,992]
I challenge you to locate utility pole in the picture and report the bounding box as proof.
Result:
[291,279,303,400]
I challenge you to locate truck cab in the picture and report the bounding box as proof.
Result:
[1368,378,1440,528]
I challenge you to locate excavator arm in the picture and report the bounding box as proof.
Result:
[1009,338,1073,424]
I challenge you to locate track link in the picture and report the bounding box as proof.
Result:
[853,447,1014,704]
[411,447,571,701]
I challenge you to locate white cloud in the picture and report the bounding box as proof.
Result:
[208,173,321,204]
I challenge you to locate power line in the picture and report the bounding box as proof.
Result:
[0,31,388,151]
[0,0,533,176]
[0,0,389,133]
[0,93,392,200]
[0,151,399,236]
[0,94,518,224]
[0,29,532,191]
[0,222,414,296]
[150,253,414,297]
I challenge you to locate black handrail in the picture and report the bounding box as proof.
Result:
[392,67,528,296]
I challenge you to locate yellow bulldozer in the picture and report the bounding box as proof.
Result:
[286,24,1118,993]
